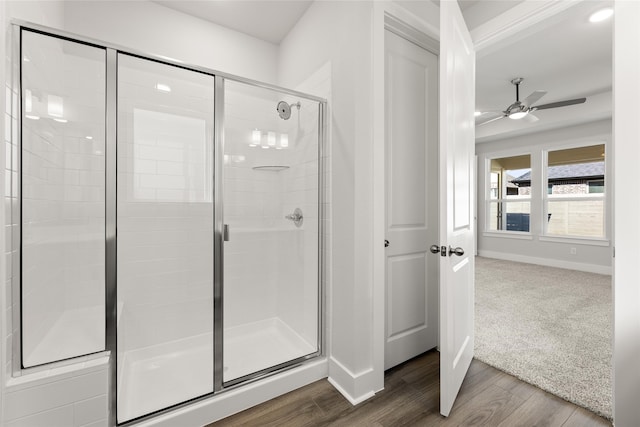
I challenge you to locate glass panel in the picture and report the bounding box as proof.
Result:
[489,155,531,199]
[547,200,605,237]
[21,31,106,367]
[487,154,531,233]
[116,54,214,422]
[547,144,605,196]
[488,201,531,232]
[222,80,319,383]
[546,144,605,238]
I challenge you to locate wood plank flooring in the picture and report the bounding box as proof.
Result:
[208,350,611,427]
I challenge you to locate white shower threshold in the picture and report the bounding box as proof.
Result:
[118,317,315,423]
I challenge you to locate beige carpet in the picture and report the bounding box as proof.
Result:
[474,256,612,419]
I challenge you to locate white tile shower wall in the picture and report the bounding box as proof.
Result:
[291,63,332,351]
[116,63,215,353]
[20,32,107,367]
[274,97,320,347]
[3,360,109,427]
[222,84,323,351]
[223,90,286,328]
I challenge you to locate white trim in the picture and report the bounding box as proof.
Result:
[539,235,610,247]
[381,1,439,43]
[482,231,533,240]
[327,356,377,405]
[478,250,611,275]
[472,1,578,54]
[481,147,535,161]
[613,3,640,423]
[540,139,607,153]
[371,0,386,402]
[384,13,438,54]
[326,378,374,406]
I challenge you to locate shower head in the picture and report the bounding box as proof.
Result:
[277,101,300,120]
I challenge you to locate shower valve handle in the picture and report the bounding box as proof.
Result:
[285,208,304,228]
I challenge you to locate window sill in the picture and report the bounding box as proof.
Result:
[539,235,610,247]
[482,231,533,240]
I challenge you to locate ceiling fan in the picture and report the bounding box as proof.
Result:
[476,77,587,126]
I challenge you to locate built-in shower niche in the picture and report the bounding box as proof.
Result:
[222,81,320,382]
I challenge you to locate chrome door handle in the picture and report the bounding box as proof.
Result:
[385,240,390,248]
[429,245,440,254]
[449,246,464,256]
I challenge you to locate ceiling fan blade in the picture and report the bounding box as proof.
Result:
[523,90,547,107]
[476,114,506,126]
[531,97,586,111]
[522,113,539,123]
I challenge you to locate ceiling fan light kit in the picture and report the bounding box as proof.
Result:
[477,77,587,126]
[508,110,528,120]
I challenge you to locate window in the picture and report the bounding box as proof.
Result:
[545,144,605,238]
[487,154,531,232]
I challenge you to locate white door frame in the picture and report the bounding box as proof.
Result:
[371,0,440,394]
[612,1,640,425]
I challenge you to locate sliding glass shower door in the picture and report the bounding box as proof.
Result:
[116,54,215,423]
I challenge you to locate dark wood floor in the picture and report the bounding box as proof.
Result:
[208,350,611,427]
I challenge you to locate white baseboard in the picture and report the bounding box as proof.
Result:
[327,356,377,405]
[478,250,612,275]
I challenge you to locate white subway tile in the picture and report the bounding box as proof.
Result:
[6,404,74,427]
[78,419,108,427]
[4,370,108,421]
[74,395,107,427]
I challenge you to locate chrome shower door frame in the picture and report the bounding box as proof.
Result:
[10,20,327,427]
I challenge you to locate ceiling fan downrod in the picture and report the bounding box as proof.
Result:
[511,77,524,103]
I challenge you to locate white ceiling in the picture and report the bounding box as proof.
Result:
[151,0,612,143]
[154,0,313,45]
[472,0,613,142]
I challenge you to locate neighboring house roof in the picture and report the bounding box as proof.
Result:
[511,161,605,185]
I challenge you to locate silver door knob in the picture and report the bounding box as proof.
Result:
[430,245,441,254]
[385,240,390,247]
[449,246,464,256]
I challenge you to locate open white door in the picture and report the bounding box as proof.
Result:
[438,0,475,417]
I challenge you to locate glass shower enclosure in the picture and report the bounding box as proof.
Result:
[16,26,324,425]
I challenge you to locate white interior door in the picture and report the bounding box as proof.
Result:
[384,30,439,370]
[438,1,476,417]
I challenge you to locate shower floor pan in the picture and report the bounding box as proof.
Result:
[117,317,315,422]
